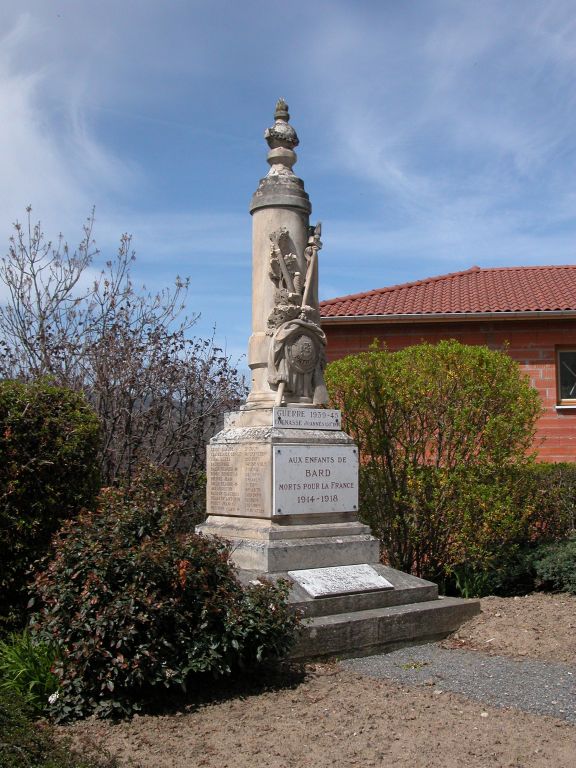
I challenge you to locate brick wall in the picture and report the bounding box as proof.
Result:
[323,318,576,463]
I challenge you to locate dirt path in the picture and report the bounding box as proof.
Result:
[64,594,576,768]
[443,593,576,663]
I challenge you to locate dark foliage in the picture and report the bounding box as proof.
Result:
[0,379,100,632]
[30,466,300,721]
[533,537,576,594]
[0,689,117,768]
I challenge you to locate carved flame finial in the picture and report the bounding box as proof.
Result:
[265,98,299,151]
[274,98,290,122]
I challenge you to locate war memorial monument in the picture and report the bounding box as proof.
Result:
[198,100,479,658]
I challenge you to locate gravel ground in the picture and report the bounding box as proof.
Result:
[343,644,576,723]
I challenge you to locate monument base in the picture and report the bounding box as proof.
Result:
[198,406,480,660]
[198,407,379,572]
[198,514,379,572]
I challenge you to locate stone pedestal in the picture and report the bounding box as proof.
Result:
[198,406,379,573]
[199,405,481,660]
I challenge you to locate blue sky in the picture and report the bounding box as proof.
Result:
[1,1,576,367]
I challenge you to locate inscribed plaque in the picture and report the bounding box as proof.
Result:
[273,407,341,430]
[288,564,394,598]
[273,444,358,515]
[207,443,271,517]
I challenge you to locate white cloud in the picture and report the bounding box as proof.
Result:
[0,11,143,250]
[297,0,576,299]
[1,0,576,337]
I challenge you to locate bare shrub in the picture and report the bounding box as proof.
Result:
[0,208,246,517]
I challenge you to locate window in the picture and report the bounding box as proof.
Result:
[557,349,576,404]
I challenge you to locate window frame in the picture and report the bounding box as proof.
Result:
[556,347,576,405]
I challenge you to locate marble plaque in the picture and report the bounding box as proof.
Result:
[207,443,271,517]
[273,444,358,515]
[288,564,394,598]
[273,407,341,430]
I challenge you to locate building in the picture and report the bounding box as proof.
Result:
[320,265,576,462]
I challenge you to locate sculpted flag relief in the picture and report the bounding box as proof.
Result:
[267,223,328,407]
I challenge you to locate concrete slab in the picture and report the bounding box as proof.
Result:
[288,564,393,598]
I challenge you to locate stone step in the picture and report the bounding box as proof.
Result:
[221,531,380,573]
[289,596,481,660]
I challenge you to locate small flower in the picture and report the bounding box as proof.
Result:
[48,692,60,705]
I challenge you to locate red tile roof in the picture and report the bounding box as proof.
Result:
[320,265,576,318]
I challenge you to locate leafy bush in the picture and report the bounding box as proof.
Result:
[0,630,60,715]
[0,689,116,768]
[0,379,100,632]
[30,465,300,721]
[448,545,537,598]
[533,537,576,594]
[325,340,542,585]
[526,462,576,539]
[445,462,576,597]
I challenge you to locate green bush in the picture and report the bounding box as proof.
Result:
[325,340,542,585]
[446,462,576,598]
[0,379,101,632]
[30,465,300,721]
[448,545,536,598]
[526,462,576,539]
[533,537,576,594]
[0,630,60,715]
[0,689,116,768]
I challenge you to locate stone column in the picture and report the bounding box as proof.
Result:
[245,99,323,409]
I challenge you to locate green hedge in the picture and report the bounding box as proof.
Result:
[0,380,100,632]
[533,537,576,594]
[527,462,576,538]
[326,341,542,585]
